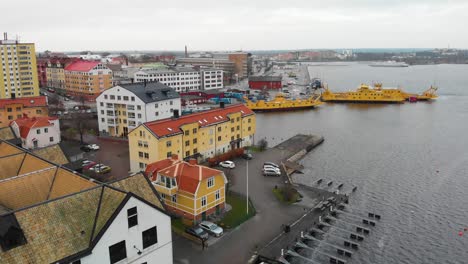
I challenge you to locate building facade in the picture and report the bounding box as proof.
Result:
[97,82,181,137]
[10,116,60,149]
[248,76,282,90]
[45,57,75,92]
[0,96,48,128]
[200,68,223,90]
[64,60,113,100]
[36,58,48,88]
[0,34,39,99]
[146,157,227,222]
[176,57,234,84]
[213,52,250,79]
[128,104,256,172]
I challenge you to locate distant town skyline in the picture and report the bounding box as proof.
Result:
[2,0,468,51]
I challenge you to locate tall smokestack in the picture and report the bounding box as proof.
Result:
[185,45,188,58]
[3,32,7,41]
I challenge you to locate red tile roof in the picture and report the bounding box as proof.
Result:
[0,96,47,109]
[64,60,101,72]
[11,116,58,138]
[145,159,225,195]
[143,104,254,138]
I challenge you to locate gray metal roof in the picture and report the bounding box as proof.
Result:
[120,82,180,103]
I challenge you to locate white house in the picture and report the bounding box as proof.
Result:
[10,116,61,149]
[96,82,181,137]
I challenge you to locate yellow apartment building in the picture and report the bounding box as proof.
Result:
[64,60,112,100]
[128,104,256,172]
[0,34,39,99]
[0,96,48,128]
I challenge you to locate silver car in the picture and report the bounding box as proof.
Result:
[199,221,224,237]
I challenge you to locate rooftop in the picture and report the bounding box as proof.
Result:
[141,104,254,138]
[249,76,282,82]
[64,60,101,72]
[0,96,47,109]
[10,116,58,138]
[115,82,180,104]
[146,158,225,194]
[0,140,166,263]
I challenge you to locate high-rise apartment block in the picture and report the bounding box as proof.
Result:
[0,33,39,99]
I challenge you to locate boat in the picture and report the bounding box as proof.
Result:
[243,93,322,112]
[402,86,438,101]
[321,84,406,103]
[369,61,409,67]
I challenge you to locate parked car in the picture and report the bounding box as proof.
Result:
[219,160,235,169]
[263,168,281,177]
[185,226,209,241]
[80,145,92,152]
[199,221,223,237]
[88,144,100,150]
[83,161,97,170]
[263,162,279,168]
[89,164,111,174]
[81,160,93,167]
[242,153,253,160]
[263,165,280,173]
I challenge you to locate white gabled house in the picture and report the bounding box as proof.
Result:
[9,116,61,149]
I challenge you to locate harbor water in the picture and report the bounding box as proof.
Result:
[255,63,468,264]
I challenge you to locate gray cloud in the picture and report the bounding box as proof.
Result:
[2,0,467,51]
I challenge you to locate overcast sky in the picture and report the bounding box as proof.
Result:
[2,0,467,52]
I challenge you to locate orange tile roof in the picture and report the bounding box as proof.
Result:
[64,60,100,72]
[0,96,47,109]
[11,116,58,138]
[143,104,254,138]
[146,159,224,194]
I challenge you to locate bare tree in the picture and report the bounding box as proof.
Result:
[48,94,64,114]
[68,112,93,144]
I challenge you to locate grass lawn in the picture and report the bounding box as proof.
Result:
[218,193,256,229]
[171,218,186,234]
[272,187,300,204]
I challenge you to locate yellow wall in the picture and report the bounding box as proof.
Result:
[0,43,39,99]
[129,113,256,172]
[154,171,226,218]
[64,71,112,96]
[46,66,66,89]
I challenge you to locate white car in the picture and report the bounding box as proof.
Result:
[263,165,280,173]
[199,221,224,237]
[219,160,235,169]
[81,160,93,167]
[88,144,100,150]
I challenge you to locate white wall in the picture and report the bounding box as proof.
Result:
[11,119,61,149]
[97,86,146,135]
[134,70,201,92]
[80,196,173,264]
[145,99,181,122]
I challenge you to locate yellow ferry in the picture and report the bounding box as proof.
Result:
[402,86,438,101]
[243,93,322,111]
[322,84,406,103]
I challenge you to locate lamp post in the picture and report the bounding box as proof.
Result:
[246,159,249,215]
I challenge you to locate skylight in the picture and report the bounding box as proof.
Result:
[167,127,173,131]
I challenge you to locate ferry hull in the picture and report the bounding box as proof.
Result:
[249,105,319,112]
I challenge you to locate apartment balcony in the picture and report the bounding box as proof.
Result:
[153,182,178,196]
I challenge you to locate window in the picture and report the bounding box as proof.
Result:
[172,195,177,203]
[104,94,108,99]
[248,118,251,123]
[237,125,240,131]
[117,96,121,100]
[185,150,190,157]
[139,162,145,169]
[144,153,149,159]
[217,127,221,132]
[207,177,214,188]
[49,137,54,142]
[36,109,42,114]
[127,207,138,228]
[218,136,221,141]
[166,141,172,147]
[161,193,166,199]
[155,112,159,116]
[36,129,41,134]
[123,96,129,101]
[131,96,135,101]
[16,107,21,111]
[155,103,158,108]
[193,138,197,144]
[138,140,143,147]
[8,116,13,120]
[237,117,240,122]
[185,140,190,146]
[193,128,197,134]
[185,130,189,136]
[137,105,141,110]
[7,108,12,112]
[142,226,158,249]
[109,240,127,264]
[44,128,48,133]
[170,100,173,105]
[167,151,172,158]
[231,127,235,132]
[215,190,220,200]
[193,148,198,154]
[139,151,143,158]
[209,138,214,145]
[201,196,207,206]
[143,141,148,148]
[248,127,251,131]
[110,95,115,100]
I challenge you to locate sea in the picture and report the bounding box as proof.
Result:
[255,62,468,264]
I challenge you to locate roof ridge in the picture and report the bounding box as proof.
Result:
[89,186,105,244]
